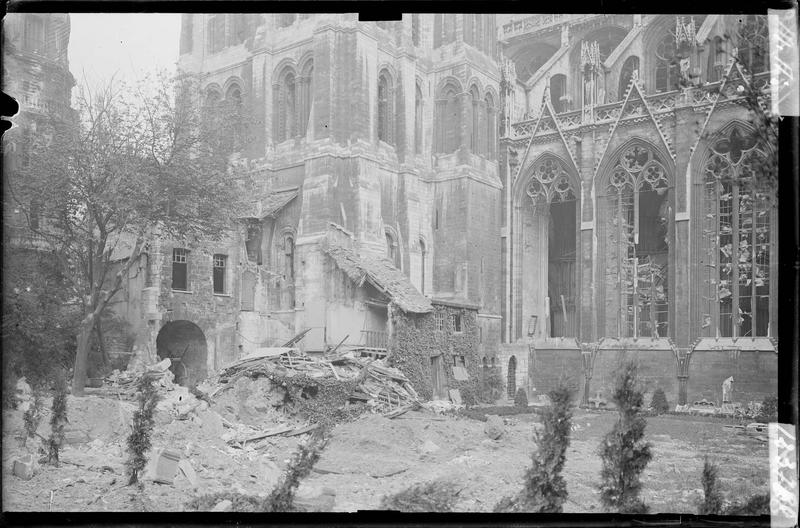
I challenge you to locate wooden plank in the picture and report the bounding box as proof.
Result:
[285,423,319,437]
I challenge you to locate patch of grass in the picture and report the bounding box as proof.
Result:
[457,405,543,422]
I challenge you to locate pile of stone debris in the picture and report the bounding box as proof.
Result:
[210,347,421,418]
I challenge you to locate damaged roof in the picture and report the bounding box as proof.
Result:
[323,243,432,314]
[245,187,299,219]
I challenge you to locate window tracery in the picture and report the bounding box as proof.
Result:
[525,158,577,204]
[702,126,773,337]
[605,144,671,338]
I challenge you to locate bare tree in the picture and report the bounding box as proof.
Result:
[9,71,253,395]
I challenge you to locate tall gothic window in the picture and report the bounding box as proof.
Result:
[208,15,226,53]
[274,68,296,143]
[299,59,313,136]
[436,84,460,154]
[412,14,421,47]
[525,157,579,337]
[283,234,295,308]
[485,93,496,159]
[702,126,774,337]
[180,15,194,54]
[469,86,481,153]
[707,37,726,83]
[419,238,427,294]
[377,71,394,145]
[225,84,244,150]
[464,14,476,47]
[433,15,456,48]
[737,15,769,74]
[605,145,671,338]
[23,16,45,54]
[415,83,423,153]
[655,33,678,92]
[618,56,640,100]
[550,74,567,112]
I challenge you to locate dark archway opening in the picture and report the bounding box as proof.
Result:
[507,355,517,399]
[548,199,577,337]
[156,321,208,388]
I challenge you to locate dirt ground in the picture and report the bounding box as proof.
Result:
[2,397,769,513]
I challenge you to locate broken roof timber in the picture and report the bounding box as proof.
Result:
[323,242,432,314]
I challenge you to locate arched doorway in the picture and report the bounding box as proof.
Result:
[156,321,208,387]
[507,355,517,398]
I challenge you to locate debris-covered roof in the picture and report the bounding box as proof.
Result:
[243,187,299,219]
[323,242,432,314]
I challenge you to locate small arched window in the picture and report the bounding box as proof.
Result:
[550,74,567,113]
[419,238,427,294]
[618,56,640,100]
[275,68,296,143]
[655,33,678,92]
[386,230,400,269]
[377,71,394,145]
[415,83,423,153]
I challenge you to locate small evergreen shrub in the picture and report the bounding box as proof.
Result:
[22,388,43,447]
[381,480,461,512]
[699,457,724,515]
[126,374,161,485]
[187,492,262,512]
[458,383,477,408]
[598,362,652,513]
[495,384,574,512]
[651,388,669,415]
[45,371,68,466]
[756,395,777,423]
[514,388,529,408]
[262,426,329,512]
[480,368,504,403]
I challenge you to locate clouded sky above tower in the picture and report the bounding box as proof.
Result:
[68,13,180,90]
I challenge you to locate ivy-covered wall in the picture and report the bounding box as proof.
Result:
[388,303,481,401]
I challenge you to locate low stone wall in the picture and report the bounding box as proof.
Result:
[529,347,584,401]
[686,350,778,405]
[589,348,679,405]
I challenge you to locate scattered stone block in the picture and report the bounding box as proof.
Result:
[148,447,182,484]
[294,484,336,512]
[484,415,505,440]
[211,499,232,512]
[420,439,440,454]
[178,459,198,488]
[448,389,462,405]
[13,454,35,480]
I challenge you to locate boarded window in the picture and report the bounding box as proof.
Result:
[618,56,640,99]
[213,254,227,294]
[655,33,677,92]
[23,16,45,53]
[377,71,393,144]
[172,248,189,291]
[241,270,256,311]
[208,15,226,53]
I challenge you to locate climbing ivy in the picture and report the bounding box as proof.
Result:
[388,304,481,402]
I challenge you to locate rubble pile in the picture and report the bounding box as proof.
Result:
[211,348,421,418]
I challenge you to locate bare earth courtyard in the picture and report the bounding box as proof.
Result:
[2,403,768,513]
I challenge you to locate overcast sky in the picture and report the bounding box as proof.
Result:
[68,14,181,90]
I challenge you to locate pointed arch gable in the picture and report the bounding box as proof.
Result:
[465,76,484,96]
[595,79,675,179]
[223,76,246,95]
[513,84,580,184]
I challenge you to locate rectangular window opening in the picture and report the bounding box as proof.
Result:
[172,248,188,291]
[452,313,462,333]
[213,254,227,294]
